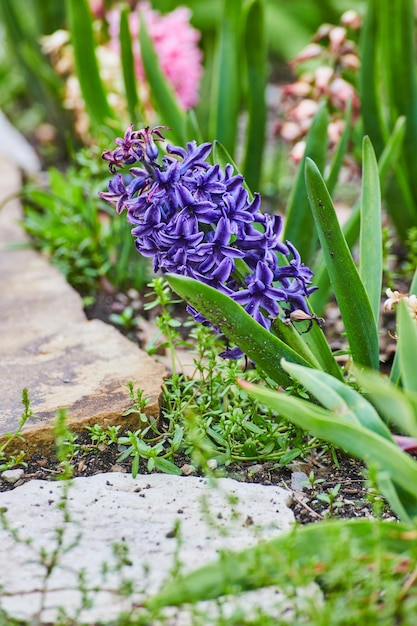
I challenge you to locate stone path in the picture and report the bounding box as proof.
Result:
[0,151,296,623]
[0,473,294,623]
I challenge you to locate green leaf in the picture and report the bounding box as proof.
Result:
[378,116,406,183]
[390,267,417,384]
[239,378,417,520]
[305,158,379,369]
[154,457,182,475]
[166,273,311,388]
[241,0,267,193]
[138,11,186,144]
[352,366,417,440]
[282,360,393,441]
[146,518,416,608]
[360,0,417,237]
[120,7,142,124]
[209,0,242,154]
[359,0,386,157]
[398,299,417,394]
[310,119,406,316]
[66,0,115,129]
[283,102,329,265]
[359,137,382,327]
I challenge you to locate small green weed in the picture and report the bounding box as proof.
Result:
[21,147,150,298]
[0,388,33,471]
[114,280,318,478]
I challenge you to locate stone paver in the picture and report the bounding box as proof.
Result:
[0,157,166,452]
[0,472,295,623]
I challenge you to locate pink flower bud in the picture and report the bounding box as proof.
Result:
[291,99,319,121]
[329,77,359,110]
[292,43,322,64]
[290,141,306,164]
[280,121,302,142]
[282,81,312,97]
[341,10,362,30]
[340,53,360,71]
[329,26,347,53]
[314,66,334,92]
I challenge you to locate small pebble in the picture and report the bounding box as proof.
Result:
[291,471,310,492]
[1,468,25,484]
[206,459,218,470]
[181,463,197,476]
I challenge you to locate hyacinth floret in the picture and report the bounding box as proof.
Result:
[100,125,316,357]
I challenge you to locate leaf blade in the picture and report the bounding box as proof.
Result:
[166,273,311,388]
[305,158,379,369]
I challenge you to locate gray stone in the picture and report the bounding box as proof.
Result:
[0,110,41,174]
[0,468,24,484]
[0,472,294,623]
[291,471,310,492]
[0,157,166,453]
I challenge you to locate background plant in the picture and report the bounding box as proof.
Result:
[21,147,150,299]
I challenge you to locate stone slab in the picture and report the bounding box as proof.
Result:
[0,472,295,623]
[0,157,166,452]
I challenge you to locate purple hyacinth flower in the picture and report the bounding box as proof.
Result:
[100,125,316,359]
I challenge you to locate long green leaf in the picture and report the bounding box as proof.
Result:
[398,299,417,394]
[138,12,185,145]
[305,158,379,369]
[241,0,267,192]
[166,274,310,388]
[66,0,115,129]
[282,360,393,441]
[390,267,417,384]
[359,0,385,157]
[353,366,417,441]
[209,0,242,153]
[310,118,406,316]
[359,137,382,327]
[380,0,417,187]
[147,518,416,608]
[284,103,329,265]
[361,0,417,237]
[120,7,142,124]
[240,379,417,520]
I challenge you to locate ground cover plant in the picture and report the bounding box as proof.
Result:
[3,0,417,623]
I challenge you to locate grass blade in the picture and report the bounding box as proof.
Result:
[305,158,379,369]
[359,137,382,327]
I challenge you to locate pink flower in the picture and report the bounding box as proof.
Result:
[108,2,203,110]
